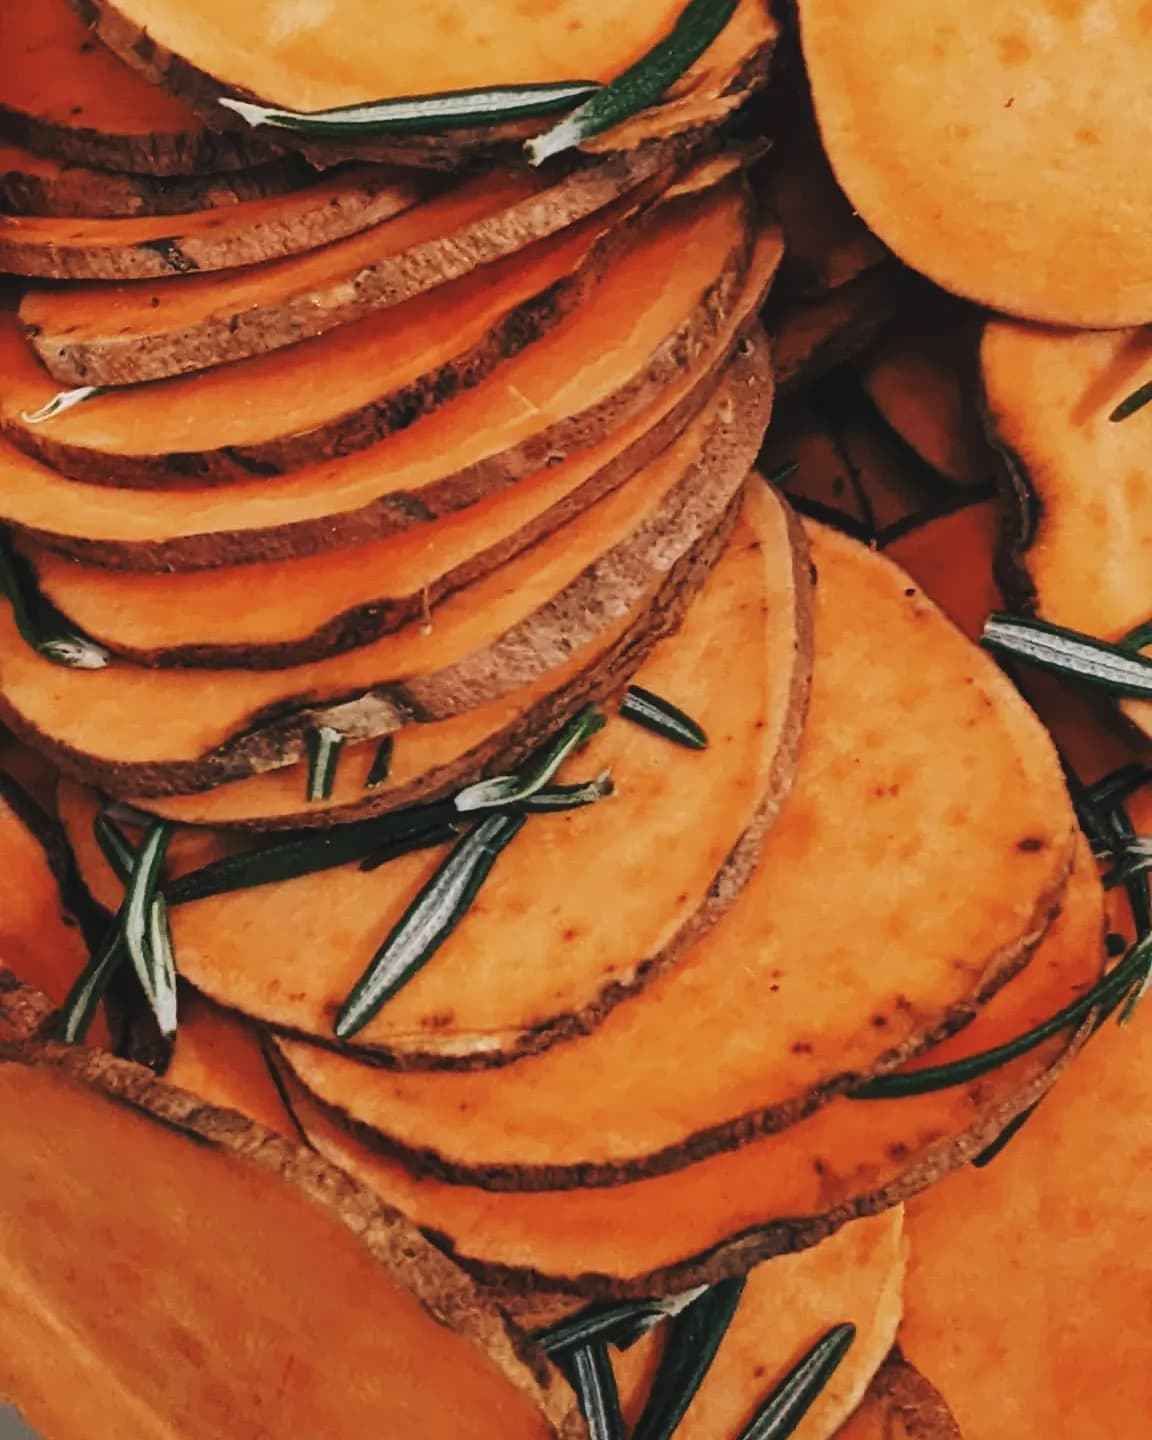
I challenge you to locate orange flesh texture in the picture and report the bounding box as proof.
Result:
[0,165,425,266]
[982,318,1152,743]
[0,731,62,815]
[0,0,206,139]
[0,193,771,553]
[277,520,1076,1177]
[0,1059,558,1440]
[2,195,640,466]
[902,939,1152,1436]
[799,0,1152,326]
[0,357,752,779]
[284,855,1100,1287]
[23,322,732,662]
[613,1214,906,1440]
[771,268,899,391]
[91,486,806,1060]
[0,794,103,1043]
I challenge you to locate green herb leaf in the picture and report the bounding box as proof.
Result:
[971,1102,1040,1169]
[55,927,127,1045]
[365,736,395,789]
[0,533,109,670]
[1109,380,1152,423]
[765,460,800,487]
[620,685,708,750]
[528,0,739,164]
[94,811,136,886]
[1120,619,1152,653]
[220,81,599,138]
[335,812,525,1039]
[122,822,178,1040]
[536,1286,709,1358]
[566,1343,625,1440]
[633,1277,745,1440]
[306,725,345,803]
[20,386,106,425]
[736,1323,856,1440]
[517,773,614,811]
[982,614,1152,698]
[455,705,605,812]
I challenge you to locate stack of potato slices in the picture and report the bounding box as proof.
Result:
[3,3,1151,1439]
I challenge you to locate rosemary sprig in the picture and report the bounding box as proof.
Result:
[94,810,136,885]
[633,1277,745,1440]
[566,1343,625,1440]
[982,613,1152,698]
[334,812,526,1040]
[620,685,708,750]
[21,386,107,424]
[528,0,739,164]
[1120,619,1152,653]
[536,1287,709,1358]
[306,726,345,803]
[122,823,178,1040]
[737,1324,856,1440]
[455,705,604,812]
[365,736,394,789]
[55,926,127,1045]
[1109,379,1152,423]
[971,1102,1041,1169]
[0,533,109,670]
[219,81,599,137]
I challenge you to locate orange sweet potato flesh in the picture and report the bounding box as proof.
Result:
[0,342,768,799]
[0,196,777,570]
[0,0,267,175]
[282,842,1100,1295]
[982,318,1152,746]
[834,1355,961,1440]
[276,518,1075,1182]
[800,0,1152,325]
[770,265,905,392]
[20,154,676,387]
[613,1214,906,1440]
[0,1011,582,1439]
[4,186,659,484]
[61,483,813,1068]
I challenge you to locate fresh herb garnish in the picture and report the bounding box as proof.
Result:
[55,926,128,1045]
[982,614,1152,698]
[536,1287,709,1358]
[620,685,708,750]
[455,705,605,812]
[633,1277,745,1440]
[219,81,599,137]
[365,736,395,789]
[736,1324,856,1440]
[306,726,345,803]
[566,1343,625,1440]
[1109,380,1152,423]
[94,810,136,884]
[1119,619,1152,653]
[528,0,739,164]
[122,823,178,1040]
[971,1101,1041,1169]
[0,533,109,670]
[334,812,526,1039]
[20,386,107,425]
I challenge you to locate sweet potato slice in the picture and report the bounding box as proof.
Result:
[62,480,812,1070]
[613,1214,906,1440]
[0,163,427,281]
[883,500,1002,642]
[0,340,769,796]
[4,183,678,487]
[834,1355,961,1440]
[982,318,1152,745]
[21,151,678,387]
[0,138,314,220]
[902,949,1152,1436]
[0,0,270,176]
[799,0,1152,326]
[770,265,906,392]
[274,518,1075,1184]
[280,850,1100,1296]
[0,981,582,1440]
[0,212,780,571]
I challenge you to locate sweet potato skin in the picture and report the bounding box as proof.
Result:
[834,1354,962,1440]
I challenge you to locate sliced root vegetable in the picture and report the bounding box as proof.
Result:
[0,977,583,1440]
[0,197,780,569]
[80,0,777,170]
[902,950,1152,1437]
[798,0,1152,327]
[0,340,771,796]
[279,853,1100,1295]
[0,0,272,176]
[834,1354,961,1440]
[0,163,429,281]
[4,182,682,488]
[274,520,1076,1184]
[21,149,679,387]
[612,1214,906,1440]
[0,727,62,816]
[771,265,906,392]
[62,478,813,1068]
[862,315,992,488]
[982,318,1152,746]
[882,498,1002,641]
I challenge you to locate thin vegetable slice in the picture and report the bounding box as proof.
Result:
[833,1355,961,1440]
[0,976,582,1440]
[770,266,907,393]
[0,340,768,797]
[277,520,1074,1186]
